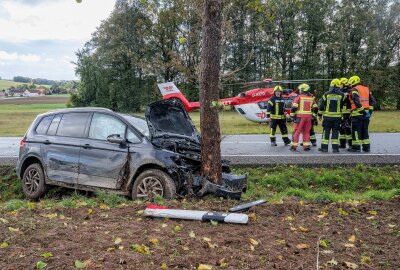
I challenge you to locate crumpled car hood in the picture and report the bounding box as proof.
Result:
[145,100,201,145]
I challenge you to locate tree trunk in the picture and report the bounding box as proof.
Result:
[199,0,223,184]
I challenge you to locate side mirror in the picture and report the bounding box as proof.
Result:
[107,134,126,145]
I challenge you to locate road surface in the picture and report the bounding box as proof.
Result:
[1,133,399,166]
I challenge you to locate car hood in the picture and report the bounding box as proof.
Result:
[145,100,201,145]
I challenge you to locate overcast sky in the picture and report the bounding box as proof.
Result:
[0,0,116,80]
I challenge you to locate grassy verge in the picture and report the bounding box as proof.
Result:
[1,165,399,211]
[0,103,399,136]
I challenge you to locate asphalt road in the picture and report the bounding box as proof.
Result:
[1,133,399,166]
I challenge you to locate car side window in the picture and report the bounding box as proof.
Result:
[56,113,90,138]
[35,115,53,135]
[127,129,141,144]
[89,113,126,141]
[47,114,62,136]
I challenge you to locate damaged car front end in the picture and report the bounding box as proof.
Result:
[146,100,247,200]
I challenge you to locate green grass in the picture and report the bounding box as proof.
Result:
[0,165,399,211]
[234,164,400,202]
[0,103,66,136]
[0,102,398,136]
[0,79,51,89]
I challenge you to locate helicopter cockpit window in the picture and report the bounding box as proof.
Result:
[258,101,269,109]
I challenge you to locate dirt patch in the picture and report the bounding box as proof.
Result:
[0,198,399,269]
[0,96,68,105]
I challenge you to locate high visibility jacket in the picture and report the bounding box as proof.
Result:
[318,87,345,118]
[349,84,376,117]
[266,96,286,119]
[290,94,318,118]
[341,87,352,115]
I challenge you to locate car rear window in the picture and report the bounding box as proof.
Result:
[35,115,54,135]
[56,113,90,138]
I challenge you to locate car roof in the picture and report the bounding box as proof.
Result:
[39,107,114,117]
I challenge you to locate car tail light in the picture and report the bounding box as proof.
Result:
[20,135,26,147]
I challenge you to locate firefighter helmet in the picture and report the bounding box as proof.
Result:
[348,76,361,86]
[330,78,341,87]
[298,83,310,92]
[339,77,348,87]
[274,85,283,92]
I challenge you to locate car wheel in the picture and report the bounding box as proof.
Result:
[22,163,47,200]
[132,169,176,200]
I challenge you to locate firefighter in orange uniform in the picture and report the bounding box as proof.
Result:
[347,76,376,152]
[290,84,318,151]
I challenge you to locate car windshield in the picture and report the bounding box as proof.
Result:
[120,114,150,138]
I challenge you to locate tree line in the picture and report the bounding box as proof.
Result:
[72,0,400,111]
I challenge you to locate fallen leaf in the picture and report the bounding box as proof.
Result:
[360,255,371,265]
[137,210,144,214]
[0,218,9,224]
[131,244,151,255]
[277,255,283,260]
[75,260,86,268]
[210,220,218,226]
[348,235,356,243]
[106,247,115,252]
[87,209,94,215]
[161,223,168,228]
[189,231,196,238]
[249,213,257,221]
[298,226,309,232]
[299,200,305,206]
[207,242,217,249]
[0,242,9,248]
[290,227,297,231]
[40,252,53,258]
[114,238,122,245]
[344,261,358,269]
[317,212,328,219]
[344,243,355,248]
[284,216,294,221]
[118,245,124,250]
[276,239,286,245]
[198,264,212,270]
[161,262,168,269]
[326,258,338,266]
[367,210,377,215]
[99,204,109,210]
[388,224,396,228]
[203,237,211,242]
[321,250,334,255]
[149,238,159,245]
[338,208,348,216]
[45,213,58,219]
[250,245,255,251]
[174,225,181,232]
[8,227,19,233]
[366,216,375,220]
[249,238,259,246]
[296,243,310,249]
[36,261,47,269]
[319,239,328,248]
[182,246,190,251]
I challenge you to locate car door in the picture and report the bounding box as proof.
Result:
[78,113,132,189]
[41,112,91,185]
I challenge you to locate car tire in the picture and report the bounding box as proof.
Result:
[22,163,47,200]
[131,169,176,200]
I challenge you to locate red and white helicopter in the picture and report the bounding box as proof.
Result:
[157,79,330,123]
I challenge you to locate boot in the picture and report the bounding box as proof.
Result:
[284,139,291,146]
[332,145,340,153]
[271,142,277,147]
[318,148,328,152]
[347,148,361,153]
[312,142,317,147]
[290,145,297,151]
[304,146,311,151]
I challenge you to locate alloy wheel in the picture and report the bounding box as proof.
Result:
[24,168,40,194]
[136,176,164,200]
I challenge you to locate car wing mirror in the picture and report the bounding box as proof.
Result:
[107,134,126,145]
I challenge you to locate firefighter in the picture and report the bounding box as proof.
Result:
[347,76,376,152]
[266,85,291,146]
[290,83,318,151]
[339,77,352,148]
[318,78,345,153]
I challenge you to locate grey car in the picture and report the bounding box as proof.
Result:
[17,100,246,200]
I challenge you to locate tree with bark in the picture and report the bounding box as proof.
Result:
[199,0,224,184]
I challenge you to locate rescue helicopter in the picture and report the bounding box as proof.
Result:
[157,79,331,123]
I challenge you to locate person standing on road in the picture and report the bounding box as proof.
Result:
[290,84,318,151]
[347,75,376,152]
[318,79,345,153]
[339,77,353,148]
[266,85,291,146]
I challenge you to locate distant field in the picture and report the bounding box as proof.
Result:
[0,99,398,136]
[0,79,51,89]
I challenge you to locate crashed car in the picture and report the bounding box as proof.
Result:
[16,100,246,200]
